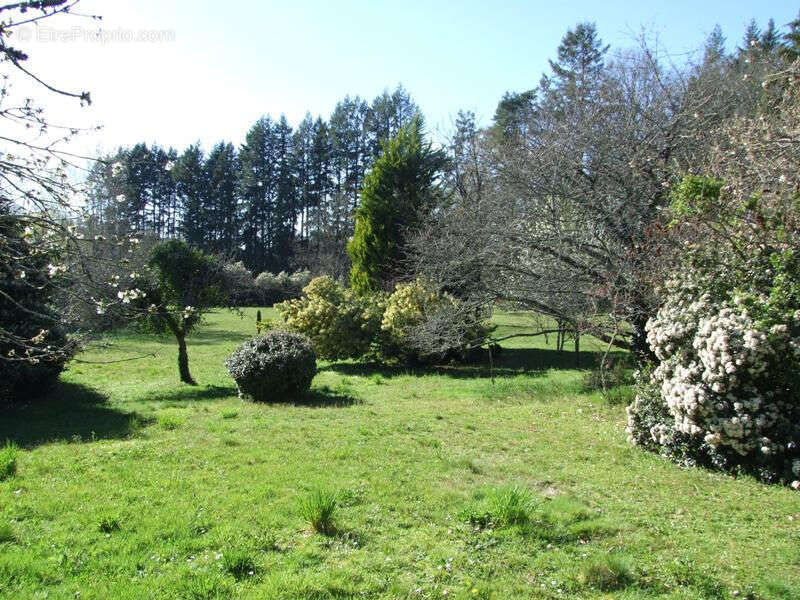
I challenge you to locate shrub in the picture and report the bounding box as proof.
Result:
[222,260,258,306]
[255,270,312,306]
[628,173,800,484]
[380,279,491,363]
[0,442,18,481]
[226,330,316,402]
[0,218,74,405]
[276,276,385,360]
[299,488,338,535]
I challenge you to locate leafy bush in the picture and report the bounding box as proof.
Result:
[0,219,74,405]
[255,270,312,306]
[380,279,491,363]
[582,355,635,405]
[299,488,338,535]
[276,276,385,360]
[225,330,316,402]
[628,172,800,484]
[222,260,257,306]
[0,442,17,481]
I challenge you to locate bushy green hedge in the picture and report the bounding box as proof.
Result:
[225,330,316,402]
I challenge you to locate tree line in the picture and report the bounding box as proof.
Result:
[85,86,419,276]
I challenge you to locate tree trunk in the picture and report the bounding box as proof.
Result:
[176,332,196,385]
[574,331,581,368]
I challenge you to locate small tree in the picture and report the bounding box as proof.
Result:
[136,240,228,384]
[347,115,448,294]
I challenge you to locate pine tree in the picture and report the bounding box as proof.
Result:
[174,144,208,249]
[738,19,761,55]
[366,84,418,158]
[205,142,239,256]
[761,18,780,53]
[543,22,608,113]
[238,117,276,272]
[272,115,297,271]
[780,11,800,63]
[703,25,727,66]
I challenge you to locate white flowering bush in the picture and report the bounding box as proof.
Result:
[226,331,316,402]
[627,175,800,484]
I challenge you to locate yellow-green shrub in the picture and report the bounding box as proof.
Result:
[381,279,491,363]
[275,276,385,360]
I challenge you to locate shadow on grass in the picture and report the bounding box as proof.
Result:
[0,381,149,449]
[292,385,362,408]
[135,384,237,404]
[322,347,622,380]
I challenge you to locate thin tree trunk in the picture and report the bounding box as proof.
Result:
[176,332,196,385]
[574,331,581,368]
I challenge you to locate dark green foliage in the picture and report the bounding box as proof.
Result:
[173,144,209,248]
[139,240,229,384]
[0,442,17,481]
[225,330,316,402]
[0,216,73,405]
[348,115,448,293]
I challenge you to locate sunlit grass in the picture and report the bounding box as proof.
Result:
[0,308,796,598]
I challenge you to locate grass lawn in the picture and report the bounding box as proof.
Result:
[0,309,798,599]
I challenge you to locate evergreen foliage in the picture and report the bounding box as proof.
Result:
[347,116,447,294]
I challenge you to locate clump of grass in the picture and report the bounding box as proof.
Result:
[580,556,634,591]
[487,485,537,526]
[98,516,121,533]
[181,572,232,599]
[369,374,385,385]
[0,441,18,481]
[222,549,256,580]
[221,409,238,419]
[462,485,537,528]
[157,414,183,431]
[299,488,338,535]
[0,523,15,544]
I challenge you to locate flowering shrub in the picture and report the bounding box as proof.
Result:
[225,330,316,402]
[275,277,385,360]
[627,177,800,484]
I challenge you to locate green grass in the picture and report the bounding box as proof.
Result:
[0,308,797,598]
[0,441,17,481]
[299,488,339,536]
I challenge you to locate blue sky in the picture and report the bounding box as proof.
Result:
[12,0,799,155]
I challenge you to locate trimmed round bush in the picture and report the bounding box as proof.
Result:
[226,331,316,402]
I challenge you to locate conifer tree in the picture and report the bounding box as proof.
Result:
[348,115,448,293]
